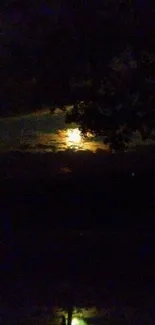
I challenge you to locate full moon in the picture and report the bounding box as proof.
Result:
[67,128,82,147]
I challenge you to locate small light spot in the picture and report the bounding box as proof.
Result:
[59,167,72,174]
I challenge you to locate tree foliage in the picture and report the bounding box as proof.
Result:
[66,0,155,150]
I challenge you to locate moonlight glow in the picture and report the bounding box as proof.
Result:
[67,128,82,147]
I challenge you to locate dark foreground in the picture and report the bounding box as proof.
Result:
[0,147,155,324]
[0,146,155,227]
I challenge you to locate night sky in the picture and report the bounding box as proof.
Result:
[1,1,155,323]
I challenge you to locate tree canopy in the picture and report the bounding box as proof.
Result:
[66,0,155,150]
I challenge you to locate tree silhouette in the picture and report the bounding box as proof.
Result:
[66,0,155,151]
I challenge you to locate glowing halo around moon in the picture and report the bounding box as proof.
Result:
[66,128,82,148]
